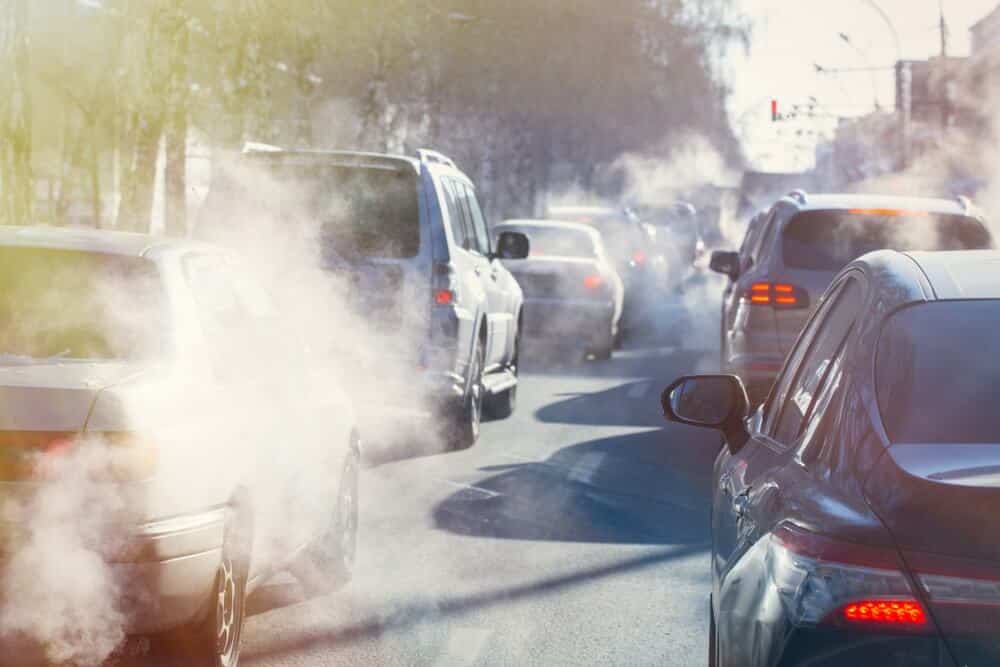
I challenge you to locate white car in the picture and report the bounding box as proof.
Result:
[0,226,359,666]
[494,220,624,359]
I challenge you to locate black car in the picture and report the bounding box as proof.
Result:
[662,249,1000,666]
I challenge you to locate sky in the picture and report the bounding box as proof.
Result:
[729,0,999,171]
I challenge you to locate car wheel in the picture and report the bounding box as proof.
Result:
[446,339,483,450]
[485,334,518,419]
[294,444,360,594]
[175,506,250,667]
[589,323,614,361]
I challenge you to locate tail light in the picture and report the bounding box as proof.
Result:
[433,261,458,307]
[743,282,809,309]
[767,522,930,632]
[0,431,157,482]
[908,551,1000,636]
[583,274,603,290]
[631,250,647,266]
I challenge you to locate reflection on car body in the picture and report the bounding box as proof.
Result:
[665,249,1000,666]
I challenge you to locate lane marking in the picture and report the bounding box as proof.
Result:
[626,381,651,399]
[567,452,606,484]
[436,627,494,666]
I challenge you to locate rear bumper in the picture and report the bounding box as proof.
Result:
[522,298,615,344]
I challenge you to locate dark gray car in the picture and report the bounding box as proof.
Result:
[710,192,992,402]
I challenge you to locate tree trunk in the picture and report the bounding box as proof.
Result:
[164,4,189,237]
[0,0,32,226]
[117,113,163,233]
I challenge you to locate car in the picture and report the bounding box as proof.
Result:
[545,204,664,339]
[207,144,530,449]
[493,219,624,360]
[662,248,1000,666]
[0,226,360,666]
[710,192,993,403]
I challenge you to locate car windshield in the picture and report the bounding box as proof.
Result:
[513,227,595,258]
[782,210,992,271]
[877,300,1000,443]
[0,247,164,361]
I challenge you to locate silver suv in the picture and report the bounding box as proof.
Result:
[208,145,530,450]
[711,191,993,402]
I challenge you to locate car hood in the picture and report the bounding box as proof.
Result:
[0,361,147,431]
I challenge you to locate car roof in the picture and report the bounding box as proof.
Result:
[496,219,599,237]
[784,193,973,217]
[907,250,1000,300]
[0,225,204,257]
[241,145,421,173]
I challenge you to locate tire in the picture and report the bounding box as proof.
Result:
[171,505,250,667]
[445,338,483,450]
[294,445,360,595]
[484,334,518,420]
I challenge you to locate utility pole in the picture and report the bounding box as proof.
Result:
[939,0,952,129]
[939,0,948,58]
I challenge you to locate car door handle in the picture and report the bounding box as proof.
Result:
[732,489,751,518]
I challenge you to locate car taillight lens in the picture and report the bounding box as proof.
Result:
[743,282,809,309]
[583,274,603,290]
[18,432,157,482]
[767,522,930,632]
[631,250,646,266]
[433,261,458,306]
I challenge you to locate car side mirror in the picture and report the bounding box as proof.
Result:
[661,374,750,453]
[496,231,530,260]
[710,250,740,281]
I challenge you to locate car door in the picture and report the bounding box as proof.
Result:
[448,178,503,367]
[460,181,514,367]
[714,274,865,660]
[722,210,772,359]
[440,176,489,364]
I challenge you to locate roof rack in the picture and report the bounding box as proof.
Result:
[786,189,808,205]
[242,141,284,154]
[417,148,457,169]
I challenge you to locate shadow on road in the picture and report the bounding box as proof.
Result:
[433,426,721,545]
[241,542,706,663]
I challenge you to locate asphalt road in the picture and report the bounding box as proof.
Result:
[235,322,724,666]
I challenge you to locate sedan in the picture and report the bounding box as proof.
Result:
[662,248,1000,666]
[0,226,359,666]
[495,219,624,359]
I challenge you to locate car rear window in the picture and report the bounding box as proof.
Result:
[209,160,420,259]
[0,247,164,361]
[782,210,992,271]
[876,300,1000,443]
[510,227,595,258]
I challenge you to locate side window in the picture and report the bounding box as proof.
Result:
[461,183,491,255]
[753,206,785,263]
[442,178,473,251]
[771,279,863,445]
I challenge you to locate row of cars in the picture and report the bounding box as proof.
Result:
[0,145,697,665]
[662,190,1000,665]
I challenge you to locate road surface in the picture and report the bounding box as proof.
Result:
[238,332,722,666]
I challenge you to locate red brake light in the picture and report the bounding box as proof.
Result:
[842,600,928,626]
[631,250,646,265]
[434,289,454,305]
[744,282,808,309]
[848,208,929,217]
[583,275,603,290]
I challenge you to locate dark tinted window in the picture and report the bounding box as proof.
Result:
[772,278,863,443]
[783,211,991,271]
[0,247,163,361]
[877,300,1000,443]
[206,161,420,259]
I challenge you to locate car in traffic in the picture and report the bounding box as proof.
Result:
[493,219,624,360]
[545,204,664,339]
[0,226,360,666]
[207,144,530,450]
[662,248,1000,666]
[710,192,993,402]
